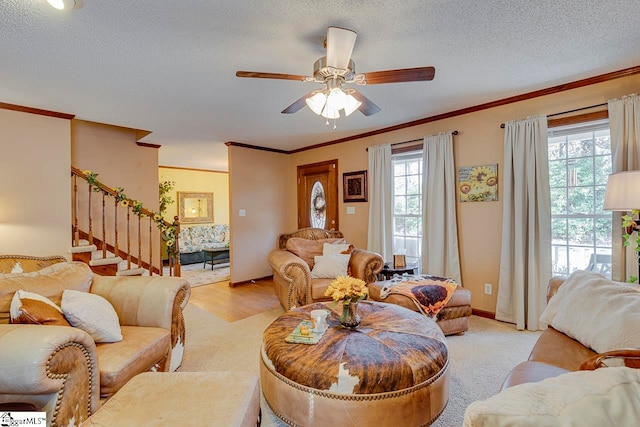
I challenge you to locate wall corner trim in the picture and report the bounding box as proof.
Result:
[0,102,75,120]
[137,141,161,149]
[225,141,288,154]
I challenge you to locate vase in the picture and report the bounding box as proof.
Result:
[340,301,361,329]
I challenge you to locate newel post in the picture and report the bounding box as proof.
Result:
[173,216,181,277]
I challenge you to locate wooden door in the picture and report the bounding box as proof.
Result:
[297,160,339,230]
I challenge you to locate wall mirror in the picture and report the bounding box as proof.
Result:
[178,192,214,223]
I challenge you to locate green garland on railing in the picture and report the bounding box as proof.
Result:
[81,170,178,257]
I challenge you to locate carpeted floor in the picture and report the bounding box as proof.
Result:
[180,303,541,427]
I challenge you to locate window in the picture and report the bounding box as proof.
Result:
[548,120,612,277]
[392,153,423,266]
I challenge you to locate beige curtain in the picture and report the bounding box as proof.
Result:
[421,132,462,284]
[367,144,393,261]
[496,115,551,331]
[609,93,640,281]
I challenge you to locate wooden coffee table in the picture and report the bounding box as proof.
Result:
[260,301,449,426]
[202,247,229,270]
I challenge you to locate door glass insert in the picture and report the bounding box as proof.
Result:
[310,180,326,229]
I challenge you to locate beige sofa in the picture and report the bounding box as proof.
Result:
[268,228,384,310]
[502,275,640,389]
[0,256,190,427]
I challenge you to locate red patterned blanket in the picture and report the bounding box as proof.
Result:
[379,274,458,318]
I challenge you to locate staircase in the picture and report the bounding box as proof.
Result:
[70,167,181,277]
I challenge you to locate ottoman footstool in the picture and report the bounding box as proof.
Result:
[369,280,472,335]
[261,302,449,426]
[81,372,260,427]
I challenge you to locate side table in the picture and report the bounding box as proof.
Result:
[377,262,417,280]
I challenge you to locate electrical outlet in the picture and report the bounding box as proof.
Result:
[484,283,493,295]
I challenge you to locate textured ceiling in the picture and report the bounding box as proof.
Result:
[2,0,640,171]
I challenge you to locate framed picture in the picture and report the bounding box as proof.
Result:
[393,254,406,268]
[343,170,368,202]
[458,164,499,202]
[178,192,214,223]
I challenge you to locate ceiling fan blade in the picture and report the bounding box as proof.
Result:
[350,90,381,116]
[236,71,307,82]
[363,66,436,85]
[326,27,357,70]
[281,92,314,114]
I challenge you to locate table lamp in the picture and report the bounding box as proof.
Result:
[604,171,640,276]
[604,171,640,211]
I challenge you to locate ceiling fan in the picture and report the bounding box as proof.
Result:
[236,27,435,124]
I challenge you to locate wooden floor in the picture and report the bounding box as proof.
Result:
[188,277,282,322]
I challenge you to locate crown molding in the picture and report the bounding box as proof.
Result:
[0,102,75,120]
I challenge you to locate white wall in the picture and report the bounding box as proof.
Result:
[0,109,71,257]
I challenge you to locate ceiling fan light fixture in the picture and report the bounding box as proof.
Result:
[305,92,327,115]
[326,87,347,110]
[321,105,340,119]
[343,94,362,117]
[47,0,83,10]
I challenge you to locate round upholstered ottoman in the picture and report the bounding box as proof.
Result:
[260,301,449,426]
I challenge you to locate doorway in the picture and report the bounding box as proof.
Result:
[297,160,339,230]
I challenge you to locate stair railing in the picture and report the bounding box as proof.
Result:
[71,166,181,277]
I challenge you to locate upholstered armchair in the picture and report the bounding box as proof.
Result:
[268,228,383,310]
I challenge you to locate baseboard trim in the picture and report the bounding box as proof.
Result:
[229,275,273,288]
[472,308,496,319]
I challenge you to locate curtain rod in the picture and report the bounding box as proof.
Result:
[392,130,459,146]
[499,102,607,128]
[365,131,459,151]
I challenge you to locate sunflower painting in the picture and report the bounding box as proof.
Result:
[458,164,498,202]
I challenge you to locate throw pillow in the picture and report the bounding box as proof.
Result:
[540,270,640,353]
[322,242,352,256]
[463,367,640,427]
[324,243,355,276]
[310,254,351,279]
[61,290,123,343]
[0,262,93,324]
[10,290,70,326]
[285,237,346,268]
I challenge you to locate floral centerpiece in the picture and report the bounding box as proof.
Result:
[324,276,368,329]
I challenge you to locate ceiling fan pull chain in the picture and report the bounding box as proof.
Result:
[333,119,337,130]
[325,119,330,126]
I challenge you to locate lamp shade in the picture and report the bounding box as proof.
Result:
[343,94,362,117]
[47,0,84,9]
[326,87,347,110]
[305,92,327,115]
[321,105,340,119]
[603,171,640,211]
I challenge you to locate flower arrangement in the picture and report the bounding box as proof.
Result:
[324,276,368,305]
[621,211,640,283]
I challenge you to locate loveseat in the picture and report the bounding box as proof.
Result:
[268,228,384,310]
[463,270,640,426]
[501,272,640,388]
[0,256,190,427]
[178,224,230,265]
